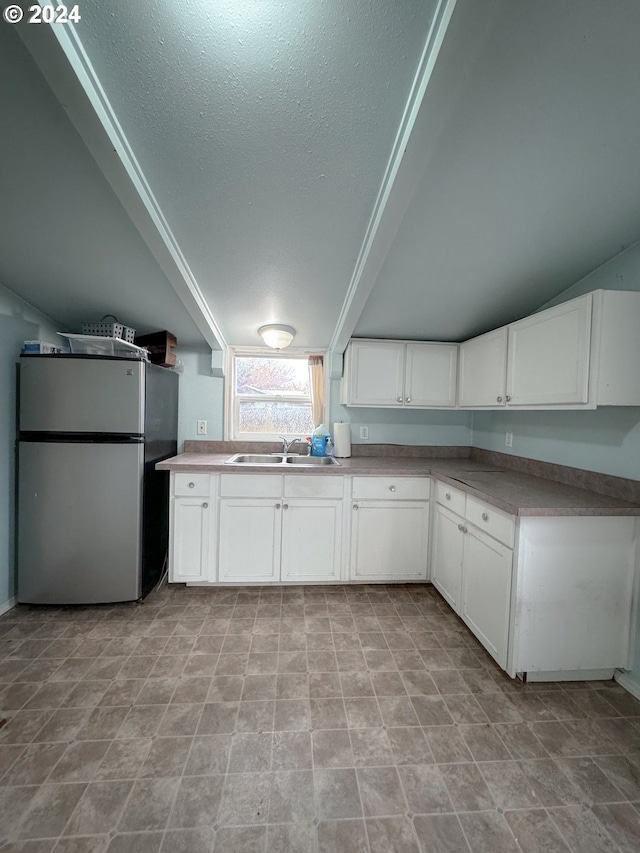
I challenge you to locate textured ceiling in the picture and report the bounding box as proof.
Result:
[77,0,439,348]
[1,0,638,354]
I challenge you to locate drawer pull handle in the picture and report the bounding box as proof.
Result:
[275,503,281,509]
[188,482,195,488]
[397,396,403,403]
[389,485,396,492]
[497,396,503,403]
[458,523,467,532]
[406,397,411,403]
[482,512,489,521]
[202,503,208,509]
[445,493,451,500]
[283,504,289,510]
[506,395,512,402]
[353,504,359,510]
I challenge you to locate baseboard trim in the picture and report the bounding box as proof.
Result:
[0,597,17,617]
[614,669,640,701]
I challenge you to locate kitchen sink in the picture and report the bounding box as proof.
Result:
[225,453,340,467]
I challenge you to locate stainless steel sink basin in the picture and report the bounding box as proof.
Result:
[224,453,340,467]
[285,456,340,465]
[225,454,285,465]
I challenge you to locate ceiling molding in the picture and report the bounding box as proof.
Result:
[15,16,226,353]
[328,0,458,363]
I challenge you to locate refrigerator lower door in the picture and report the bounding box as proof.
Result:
[18,442,143,604]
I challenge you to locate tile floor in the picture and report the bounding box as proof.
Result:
[0,583,639,853]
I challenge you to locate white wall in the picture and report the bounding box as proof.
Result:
[176,347,225,448]
[472,242,640,479]
[472,242,640,693]
[0,283,60,611]
[176,360,474,450]
[330,380,472,447]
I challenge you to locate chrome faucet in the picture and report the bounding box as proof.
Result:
[279,435,302,454]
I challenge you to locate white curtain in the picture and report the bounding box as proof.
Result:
[308,355,324,428]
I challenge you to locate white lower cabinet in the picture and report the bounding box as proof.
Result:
[170,498,212,582]
[169,473,215,583]
[432,485,513,669]
[431,480,637,680]
[167,470,637,683]
[217,475,344,584]
[219,498,281,583]
[431,504,465,610]
[350,477,430,581]
[461,525,512,670]
[281,500,343,582]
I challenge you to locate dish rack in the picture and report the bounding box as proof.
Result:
[59,333,149,360]
[81,315,135,343]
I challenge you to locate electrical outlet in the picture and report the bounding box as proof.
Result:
[197,420,207,436]
[505,431,513,448]
[360,426,369,440]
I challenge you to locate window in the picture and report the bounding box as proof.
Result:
[229,352,325,440]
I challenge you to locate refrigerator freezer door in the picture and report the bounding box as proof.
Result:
[20,357,144,434]
[18,442,143,604]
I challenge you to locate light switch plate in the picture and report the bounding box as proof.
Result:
[197,420,207,436]
[360,426,369,440]
[505,431,513,448]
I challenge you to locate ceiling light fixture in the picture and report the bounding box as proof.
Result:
[258,324,296,349]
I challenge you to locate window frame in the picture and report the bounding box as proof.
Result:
[225,346,329,442]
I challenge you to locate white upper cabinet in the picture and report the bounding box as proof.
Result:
[405,343,458,407]
[506,294,592,406]
[343,340,458,408]
[458,290,640,409]
[345,341,405,406]
[457,328,508,408]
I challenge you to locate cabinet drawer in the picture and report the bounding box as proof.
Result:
[352,477,430,500]
[219,474,282,498]
[284,476,344,499]
[466,496,515,548]
[174,473,211,497]
[435,481,466,515]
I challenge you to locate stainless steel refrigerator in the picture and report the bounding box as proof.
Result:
[17,354,178,604]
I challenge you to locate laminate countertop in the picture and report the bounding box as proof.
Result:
[156,453,640,518]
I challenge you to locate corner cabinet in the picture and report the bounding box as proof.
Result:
[430,479,638,680]
[458,290,640,409]
[350,477,430,581]
[342,340,458,408]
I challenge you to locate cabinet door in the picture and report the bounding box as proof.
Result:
[458,328,508,407]
[405,343,458,407]
[281,500,343,582]
[461,526,512,669]
[170,497,211,582]
[350,501,429,581]
[506,294,592,406]
[431,505,465,612]
[218,499,281,582]
[346,341,405,406]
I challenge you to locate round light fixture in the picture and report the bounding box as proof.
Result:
[258,324,296,349]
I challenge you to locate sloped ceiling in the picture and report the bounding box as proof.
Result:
[0,23,205,347]
[2,0,639,354]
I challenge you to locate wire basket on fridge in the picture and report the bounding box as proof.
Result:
[81,315,136,342]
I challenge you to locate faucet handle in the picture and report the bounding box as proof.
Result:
[279,435,302,453]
